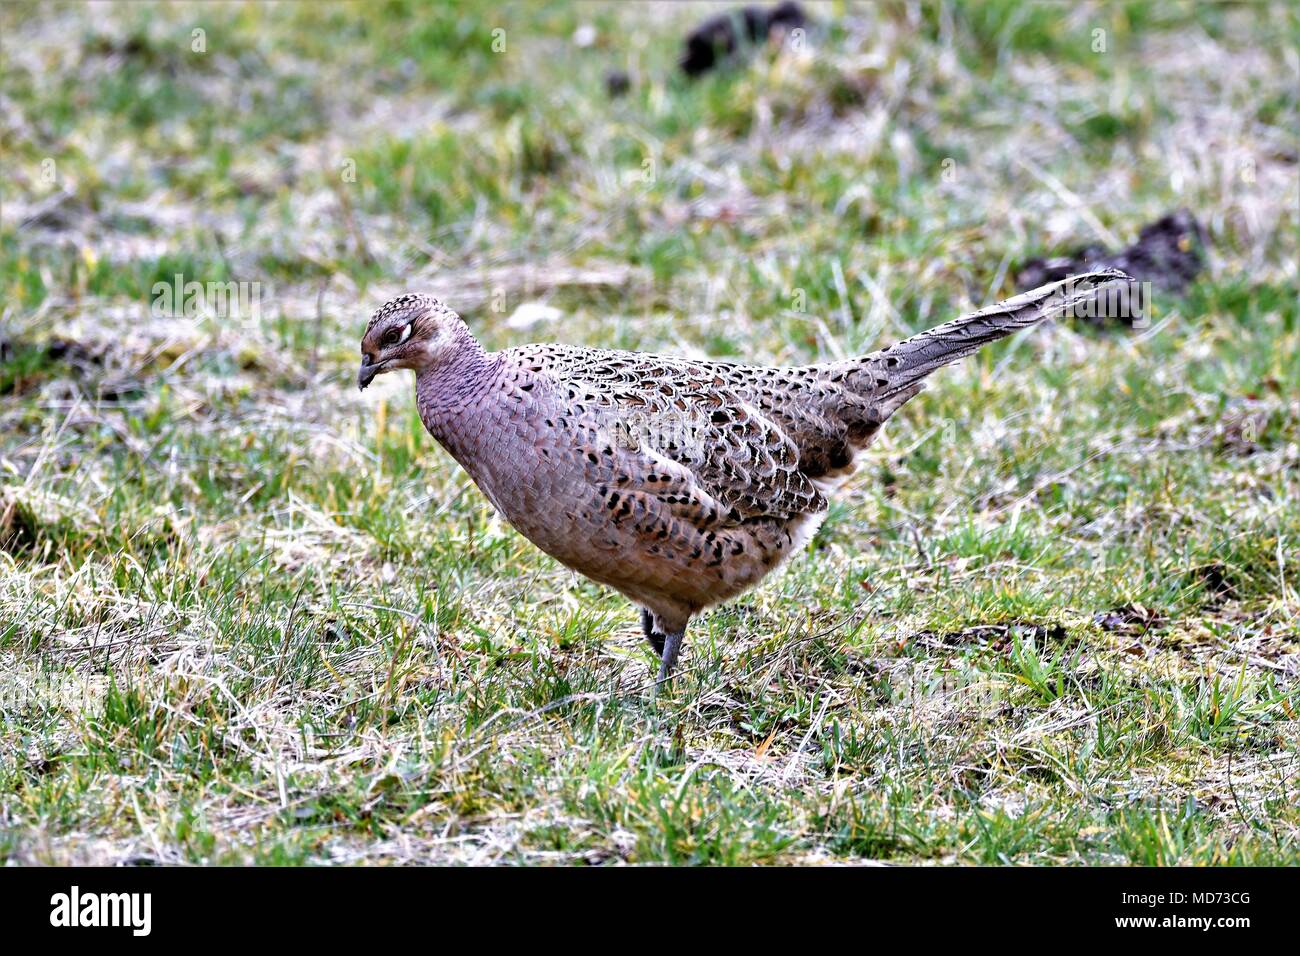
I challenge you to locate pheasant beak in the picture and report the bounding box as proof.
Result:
[357,359,383,391]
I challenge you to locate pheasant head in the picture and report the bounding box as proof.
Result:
[358,293,477,389]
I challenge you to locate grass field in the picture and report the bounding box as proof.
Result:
[1,0,1297,865]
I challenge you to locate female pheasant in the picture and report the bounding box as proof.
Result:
[357,269,1127,682]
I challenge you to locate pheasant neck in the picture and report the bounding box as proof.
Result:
[413,343,499,463]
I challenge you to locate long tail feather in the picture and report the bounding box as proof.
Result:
[870,268,1133,398]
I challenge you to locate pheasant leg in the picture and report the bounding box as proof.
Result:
[640,608,665,655]
[657,628,686,684]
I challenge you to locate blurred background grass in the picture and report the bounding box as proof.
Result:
[0,1,1297,864]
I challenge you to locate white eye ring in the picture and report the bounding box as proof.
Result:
[396,322,412,345]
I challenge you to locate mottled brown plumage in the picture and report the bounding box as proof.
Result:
[357,269,1128,682]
